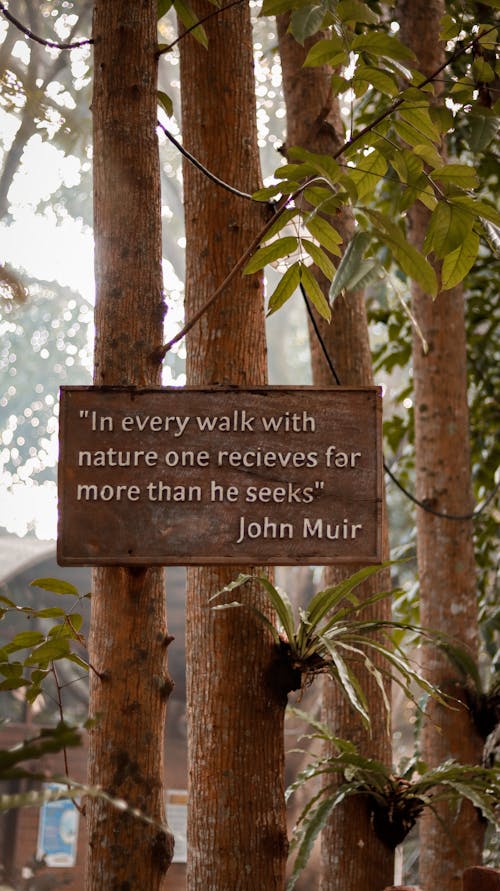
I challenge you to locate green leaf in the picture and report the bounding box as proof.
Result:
[398,104,441,143]
[366,210,438,296]
[323,642,370,726]
[267,263,301,315]
[472,58,495,83]
[394,119,436,149]
[158,0,173,18]
[24,638,71,666]
[431,164,480,190]
[157,90,173,118]
[288,147,341,185]
[251,183,284,202]
[304,216,343,254]
[275,162,315,181]
[262,208,299,243]
[4,631,45,655]
[439,13,461,40]
[0,678,29,691]
[411,143,444,170]
[302,240,335,279]
[328,231,370,302]
[260,0,297,15]
[348,150,387,200]
[307,564,389,629]
[251,577,296,644]
[173,0,208,48]
[0,662,23,678]
[352,64,399,98]
[286,796,340,890]
[390,149,424,186]
[423,202,474,259]
[32,607,67,619]
[303,37,349,68]
[478,24,498,49]
[243,236,299,274]
[452,195,500,227]
[30,578,80,597]
[289,4,327,44]
[300,264,331,321]
[337,0,379,24]
[464,108,499,153]
[351,32,414,62]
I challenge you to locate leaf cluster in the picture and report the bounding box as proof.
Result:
[241,1,499,317]
[285,713,500,889]
[0,577,89,706]
[212,564,444,729]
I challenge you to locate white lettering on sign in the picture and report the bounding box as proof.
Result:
[60,388,382,565]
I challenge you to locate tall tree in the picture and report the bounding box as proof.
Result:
[86,3,173,889]
[277,22,393,891]
[397,1,485,888]
[178,3,288,889]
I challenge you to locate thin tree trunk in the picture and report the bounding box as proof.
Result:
[179,4,288,889]
[277,22,393,891]
[86,4,173,889]
[397,2,485,889]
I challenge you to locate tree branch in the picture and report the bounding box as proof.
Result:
[157,0,244,56]
[0,2,93,50]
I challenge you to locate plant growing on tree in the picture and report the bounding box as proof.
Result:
[212,564,445,725]
[284,711,500,889]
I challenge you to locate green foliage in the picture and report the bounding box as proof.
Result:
[0,577,89,705]
[248,1,500,314]
[285,715,500,889]
[158,89,174,118]
[211,565,444,729]
[0,721,82,783]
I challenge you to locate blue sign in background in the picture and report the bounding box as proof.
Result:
[37,783,79,867]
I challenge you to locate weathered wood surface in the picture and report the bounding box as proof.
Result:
[58,385,383,565]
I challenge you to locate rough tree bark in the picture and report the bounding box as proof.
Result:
[277,22,393,891]
[179,3,288,889]
[86,3,174,889]
[397,2,485,889]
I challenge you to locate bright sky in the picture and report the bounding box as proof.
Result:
[0,129,186,541]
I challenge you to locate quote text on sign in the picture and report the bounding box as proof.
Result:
[57,387,383,565]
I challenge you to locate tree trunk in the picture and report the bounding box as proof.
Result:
[179,4,288,889]
[86,4,173,889]
[277,22,393,891]
[397,2,485,889]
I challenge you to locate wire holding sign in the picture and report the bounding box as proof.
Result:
[57,386,383,566]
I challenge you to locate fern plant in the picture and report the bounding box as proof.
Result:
[211,563,444,729]
[285,711,500,890]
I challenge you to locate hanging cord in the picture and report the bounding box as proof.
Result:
[158,123,255,200]
[301,285,499,522]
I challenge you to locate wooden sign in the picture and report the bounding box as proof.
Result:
[57,386,383,566]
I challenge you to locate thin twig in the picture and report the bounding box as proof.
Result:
[50,662,86,814]
[158,122,255,199]
[0,2,93,50]
[156,180,320,359]
[157,0,244,56]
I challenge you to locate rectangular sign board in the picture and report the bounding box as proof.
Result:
[57,386,383,566]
